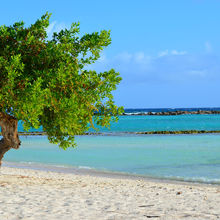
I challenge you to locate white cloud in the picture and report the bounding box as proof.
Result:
[134,52,145,62]
[158,50,169,57]
[158,49,187,57]
[91,50,220,85]
[134,52,151,64]
[46,21,70,39]
[115,52,133,63]
[171,50,187,55]
[91,52,153,81]
[205,41,212,53]
[188,69,207,77]
[98,53,106,62]
[46,21,56,35]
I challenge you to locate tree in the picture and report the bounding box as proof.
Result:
[0,13,123,165]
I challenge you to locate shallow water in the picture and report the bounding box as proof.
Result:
[4,134,220,184]
[17,114,220,133]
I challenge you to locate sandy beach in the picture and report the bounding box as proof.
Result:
[0,167,219,220]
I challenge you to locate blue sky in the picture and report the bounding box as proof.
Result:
[1,0,220,108]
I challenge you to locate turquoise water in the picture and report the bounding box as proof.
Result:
[93,115,220,132]
[4,134,220,184]
[18,114,220,132]
[2,113,220,184]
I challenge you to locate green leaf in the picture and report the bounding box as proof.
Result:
[0,12,123,148]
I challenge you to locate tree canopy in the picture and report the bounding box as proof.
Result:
[0,12,123,149]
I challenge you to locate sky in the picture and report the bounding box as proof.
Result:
[1,0,220,108]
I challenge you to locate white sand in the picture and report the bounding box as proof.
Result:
[0,167,220,220]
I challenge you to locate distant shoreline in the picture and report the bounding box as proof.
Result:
[1,130,220,136]
[123,110,220,116]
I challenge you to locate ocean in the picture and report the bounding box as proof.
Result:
[3,108,220,184]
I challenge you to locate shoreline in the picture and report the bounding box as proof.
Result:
[0,165,220,219]
[3,161,220,187]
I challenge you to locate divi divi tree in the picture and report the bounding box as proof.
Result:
[0,13,123,165]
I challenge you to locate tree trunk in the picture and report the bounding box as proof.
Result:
[0,112,21,166]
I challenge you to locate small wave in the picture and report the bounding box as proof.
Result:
[165,175,220,185]
[4,161,220,185]
[123,112,148,115]
[78,166,93,170]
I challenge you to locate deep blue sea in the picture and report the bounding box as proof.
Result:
[3,108,220,184]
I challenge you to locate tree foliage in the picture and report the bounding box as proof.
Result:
[0,12,123,149]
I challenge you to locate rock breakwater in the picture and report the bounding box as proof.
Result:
[123,110,220,116]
